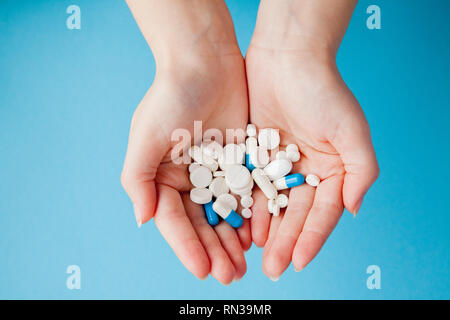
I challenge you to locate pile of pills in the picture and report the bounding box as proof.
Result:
[188,124,320,229]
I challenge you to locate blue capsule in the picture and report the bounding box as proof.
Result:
[273,173,305,190]
[224,209,243,228]
[203,201,219,226]
[245,154,256,171]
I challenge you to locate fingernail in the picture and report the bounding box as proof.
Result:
[353,197,364,216]
[234,277,242,283]
[269,276,279,282]
[294,266,303,272]
[133,203,142,228]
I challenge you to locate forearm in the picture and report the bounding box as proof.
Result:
[251,0,357,58]
[126,0,240,67]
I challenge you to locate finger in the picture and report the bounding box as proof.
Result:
[183,195,236,284]
[214,222,247,281]
[261,211,283,281]
[250,188,271,247]
[154,185,210,280]
[236,218,252,251]
[292,175,344,271]
[332,115,379,215]
[262,185,315,279]
[121,100,170,227]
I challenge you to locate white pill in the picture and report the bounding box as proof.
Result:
[286,144,299,154]
[275,151,288,160]
[306,174,320,187]
[217,193,238,211]
[230,179,253,196]
[189,166,212,188]
[208,177,229,197]
[276,194,289,208]
[287,151,301,162]
[189,146,218,172]
[188,163,200,173]
[218,144,245,170]
[239,143,246,154]
[245,137,258,154]
[201,141,223,160]
[263,158,293,181]
[252,168,278,199]
[258,128,280,150]
[250,147,270,168]
[246,124,257,137]
[225,164,251,190]
[267,199,280,216]
[240,195,254,208]
[213,171,225,177]
[190,188,213,204]
[241,208,253,219]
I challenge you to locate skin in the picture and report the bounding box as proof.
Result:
[122,0,379,284]
[246,0,379,280]
[122,0,250,284]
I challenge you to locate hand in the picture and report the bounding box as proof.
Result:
[122,0,250,284]
[245,46,379,280]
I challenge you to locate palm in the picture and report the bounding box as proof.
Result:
[246,47,370,278]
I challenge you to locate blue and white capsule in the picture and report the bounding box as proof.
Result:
[203,201,220,226]
[273,173,305,190]
[213,200,243,228]
[245,154,256,171]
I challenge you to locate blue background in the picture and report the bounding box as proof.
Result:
[0,0,449,299]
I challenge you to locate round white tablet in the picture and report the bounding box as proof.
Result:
[287,151,300,162]
[276,194,289,208]
[188,163,200,173]
[241,208,252,219]
[286,144,299,154]
[258,128,280,150]
[240,195,254,208]
[306,174,320,187]
[189,166,212,188]
[190,188,213,204]
[208,177,229,198]
[225,164,251,190]
[217,193,238,211]
[246,124,257,137]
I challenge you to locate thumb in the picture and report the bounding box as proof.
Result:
[332,115,379,216]
[121,108,168,227]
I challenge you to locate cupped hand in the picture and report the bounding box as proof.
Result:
[121,53,250,284]
[245,46,379,280]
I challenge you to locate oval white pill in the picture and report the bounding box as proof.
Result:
[208,177,229,197]
[190,188,213,204]
[240,195,254,208]
[241,208,252,219]
[252,169,278,200]
[287,151,300,162]
[258,128,280,150]
[250,147,270,168]
[188,163,200,173]
[306,174,320,187]
[190,166,212,188]
[276,194,289,208]
[217,193,238,211]
[263,158,293,181]
[246,124,257,137]
[275,151,288,160]
[286,144,299,154]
